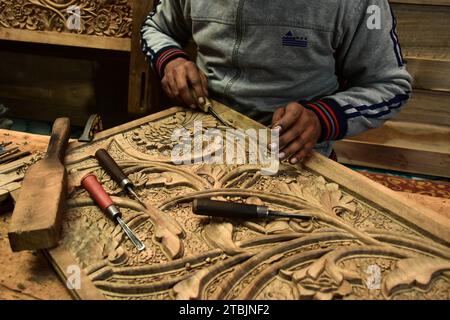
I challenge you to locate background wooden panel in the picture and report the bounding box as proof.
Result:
[0,0,133,50]
[343,121,450,154]
[0,42,131,128]
[392,90,450,126]
[0,44,95,127]
[393,3,450,91]
[337,2,450,177]
[406,58,450,91]
[0,29,131,52]
[335,120,450,177]
[127,0,160,115]
[335,139,450,178]
[0,0,140,124]
[393,3,450,53]
[390,0,450,6]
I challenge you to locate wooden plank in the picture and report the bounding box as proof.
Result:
[393,2,450,90]
[127,0,159,115]
[334,120,450,177]
[370,115,450,154]
[393,3,450,52]
[391,0,450,7]
[0,28,131,52]
[403,47,450,61]
[392,89,450,126]
[407,58,450,91]
[334,138,450,178]
[399,193,450,219]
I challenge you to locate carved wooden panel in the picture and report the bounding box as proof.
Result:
[46,103,450,300]
[0,0,132,38]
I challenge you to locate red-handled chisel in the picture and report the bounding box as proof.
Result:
[81,174,145,251]
[95,149,147,208]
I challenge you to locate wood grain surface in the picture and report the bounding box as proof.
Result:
[0,118,448,299]
[36,102,450,300]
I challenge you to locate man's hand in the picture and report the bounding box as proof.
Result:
[162,58,208,108]
[271,102,322,164]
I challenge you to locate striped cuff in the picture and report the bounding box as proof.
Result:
[301,98,348,142]
[152,46,190,78]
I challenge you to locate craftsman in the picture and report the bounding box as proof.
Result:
[141,0,412,163]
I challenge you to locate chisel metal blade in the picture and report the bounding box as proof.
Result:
[191,89,231,127]
[207,106,230,127]
[127,186,147,209]
[117,217,146,251]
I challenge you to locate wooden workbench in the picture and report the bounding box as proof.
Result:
[0,129,71,299]
[0,119,449,300]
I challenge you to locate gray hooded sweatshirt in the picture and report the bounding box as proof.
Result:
[141,0,412,156]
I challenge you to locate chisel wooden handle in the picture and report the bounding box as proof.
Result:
[46,117,71,162]
[95,148,147,207]
[193,199,269,219]
[81,174,121,220]
[95,149,131,188]
[81,173,146,251]
[190,88,209,113]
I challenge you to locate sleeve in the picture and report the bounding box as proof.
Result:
[301,0,412,142]
[141,0,192,78]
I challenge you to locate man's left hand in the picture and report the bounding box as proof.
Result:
[271,102,322,164]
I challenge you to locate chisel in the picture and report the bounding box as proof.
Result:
[81,174,145,251]
[191,90,229,127]
[0,147,19,158]
[95,148,146,208]
[192,199,310,220]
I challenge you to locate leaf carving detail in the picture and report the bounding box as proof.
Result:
[382,257,450,297]
[203,222,243,256]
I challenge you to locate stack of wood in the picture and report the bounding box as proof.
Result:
[0,130,47,204]
[335,0,450,178]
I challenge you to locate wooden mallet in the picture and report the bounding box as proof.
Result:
[8,118,71,252]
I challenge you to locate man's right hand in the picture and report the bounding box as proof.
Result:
[162,58,209,108]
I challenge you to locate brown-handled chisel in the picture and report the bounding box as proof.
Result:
[95,149,146,208]
[191,90,230,127]
[193,199,311,220]
[8,118,71,252]
[81,174,145,251]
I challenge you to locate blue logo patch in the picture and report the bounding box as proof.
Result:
[282,31,308,47]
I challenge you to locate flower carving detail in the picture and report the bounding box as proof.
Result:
[280,256,358,300]
[0,0,132,37]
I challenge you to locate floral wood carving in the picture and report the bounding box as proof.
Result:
[48,109,450,300]
[0,0,132,37]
